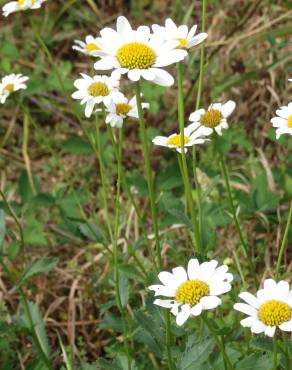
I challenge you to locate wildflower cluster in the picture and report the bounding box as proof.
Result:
[1,2,292,369]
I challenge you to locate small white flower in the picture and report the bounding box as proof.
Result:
[149,258,233,326]
[72,73,120,118]
[73,35,102,57]
[271,103,292,139]
[234,279,292,337]
[152,18,208,51]
[152,122,210,153]
[288,79,292,82]
[189,101,236,136]
[0,73,29,104]
[2,0,46,17]
[103,92,149,128]
[94,16,187,86]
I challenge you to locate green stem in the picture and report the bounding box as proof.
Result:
[94,114,113,244]
[135,82,173,370]
[134,82,162,269]
[275,200,292,278]
[273,335,278,370]
[177,62,202,257]
[22,112,36,194]
[107,126,158,272]
[111,129,131,370]
[215,136,257,288]
[203,315,233,370]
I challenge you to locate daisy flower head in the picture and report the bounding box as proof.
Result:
[234,279,292,337]
[149,258,233,326]
[152,122,211,153]
[73,35,102,57]
[189,100,236,136]
[104,92,149,128]
[94,16,187,87]
[152,18,208,51]
[2,0,46,17]
[72,73,120,118]
[0,73,29,104]
[271,102,292,139]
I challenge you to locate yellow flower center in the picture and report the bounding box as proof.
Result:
[167,134,190,148]
[116,103,131,115]
[258,300,291,327]
[85,43,100,52]
[116,42,156,70]
[87,82,109,97]
[175,280,210,305]
[4,84,14,93]
[287,115,292,129]
[200,109,223,128]
[176,38,188,49]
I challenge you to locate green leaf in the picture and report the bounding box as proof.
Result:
[235,354,273,370]
[178,338,215,370]
[119,271,129,308]
[60,135,94,155]
[8,240,21,260]
[0,209,5,253]
[20,301,51,358]
[23,218,48,246]
[0,41,19,59]
[21,257,58,282]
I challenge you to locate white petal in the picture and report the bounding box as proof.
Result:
[200,296,221,310]
[176,305,191,325]
[151,68,174,86]
[189,109,205,122]
[198,260,218,281]
[172,266,188,283]
[209,282,231,296]
[240,316,255,327]
[239,292,260,309]
[154,49,187,67]
[85,100,95,118]
[148,284,176,297]
[188,25,198,39]
[117,16,134,42]
[187,33,208,48]
[153,299,175,308]
[265,326,276,337]
[136,26,151,43]
[158,271,177,287]
[276,280,290,299]
[234,303,258,317]
[190,302,202,316]
[279,319,292,332]
[94,56,118,70]
[251,320,266,334]
[221,100,236,117]
[128,69,141,81]
[187,259,200,280]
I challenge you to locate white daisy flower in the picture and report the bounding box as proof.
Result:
[2,0,46,17]
[93,16,187,87]
[0,73,29,104]
[152,18,208,51]
[270,102,292,139]
[149,258,233,326]
[152,122,210,153]
[189,101,236,136]
[103,92,149,128]
[234,279,292,337]
[72,73,120,118]
[72,35,102,57]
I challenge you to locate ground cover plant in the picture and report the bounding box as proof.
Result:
[0,0,292,369]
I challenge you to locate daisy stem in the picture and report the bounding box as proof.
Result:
[111,128,132,370]
[273,335,278,370]
[135,82,174,370]
[134,82,162,269]
[95,114,114,244]
[275,200,292,279]
[215,136,258,288]
[108,126,158,272]
[22,111,36,195]
[177,62,202,257]
[203,315,233,370]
